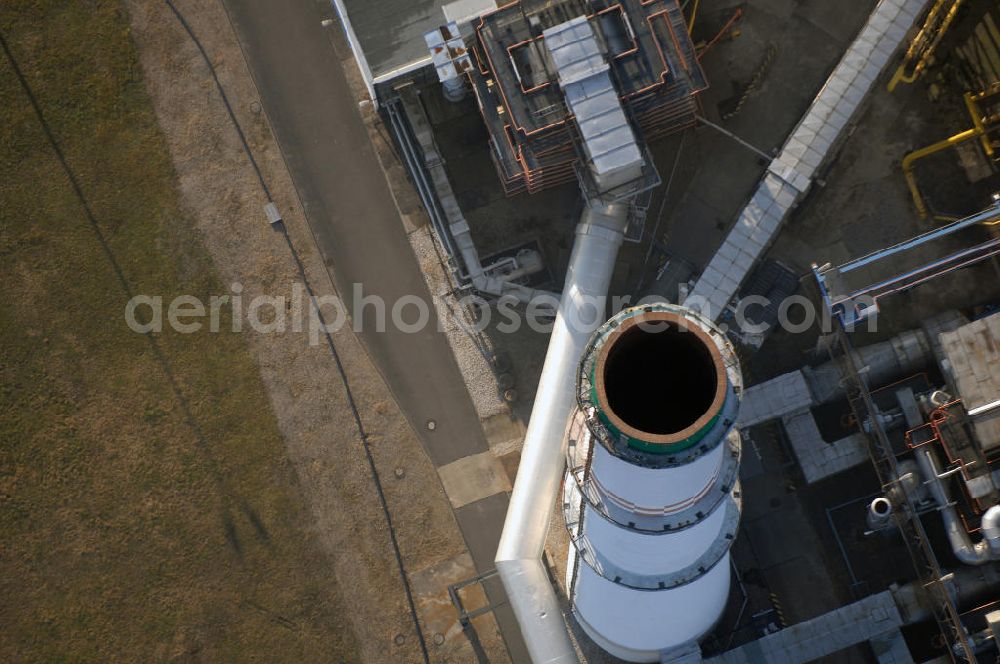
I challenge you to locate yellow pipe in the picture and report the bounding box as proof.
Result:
[888,0,948,91]
[979,201,1000,226]
[964,91,995,158]
[887,66,916,92]
[887,0,964,92]
[688,0,701,35]
[905,0,948,61]
[902,127,982,218]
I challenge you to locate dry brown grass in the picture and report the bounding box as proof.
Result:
[0,1,358,660]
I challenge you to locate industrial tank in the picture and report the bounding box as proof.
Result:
[563,303,743,661]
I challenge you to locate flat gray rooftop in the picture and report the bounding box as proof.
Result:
[706,591,911,664]
[340,0,457,80]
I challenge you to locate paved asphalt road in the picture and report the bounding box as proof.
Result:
[223,1,485,470]
[221,0,528,660]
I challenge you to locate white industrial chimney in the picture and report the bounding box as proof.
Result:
[562,303,743,661]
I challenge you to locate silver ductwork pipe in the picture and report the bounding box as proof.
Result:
[890,562,1000,624]
[803,329,932,405]
[914,445,1000,565]
[983,505,1000,555]
[496,201,630,664]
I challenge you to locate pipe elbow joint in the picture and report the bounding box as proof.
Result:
[982,505,1000,555]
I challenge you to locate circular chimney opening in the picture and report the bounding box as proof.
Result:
[595,312,725,443]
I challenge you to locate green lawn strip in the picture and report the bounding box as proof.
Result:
[0,2,358,661]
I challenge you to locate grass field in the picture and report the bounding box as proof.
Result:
[0,1,358,660]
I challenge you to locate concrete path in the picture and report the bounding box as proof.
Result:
[220,0,526,660]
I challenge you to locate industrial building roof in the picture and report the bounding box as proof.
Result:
[705,590,910,663]
[940,312,1000,451]
[336,0,495,83]
[337,0,450,81]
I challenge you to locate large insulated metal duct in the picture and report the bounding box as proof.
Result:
[495,201,631,664]
[563,303,743,661]
[891,562,1000,625]
[495,13,652,663]
[802,329,932,405]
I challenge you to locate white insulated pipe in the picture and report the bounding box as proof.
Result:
[891,562,1000,625]
[451,216,558,307]
[967,399,1000,417]
[495,201,630,664]
[983,506,1000,555]
[914,445,1000,565]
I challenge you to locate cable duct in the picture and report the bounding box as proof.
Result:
[389,92,559,309]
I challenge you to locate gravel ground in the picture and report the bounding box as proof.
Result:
[407,225,509,421]
[126,1,508,661]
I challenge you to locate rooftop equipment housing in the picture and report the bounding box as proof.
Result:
[425,22,474,102]
[467,0,706,194]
